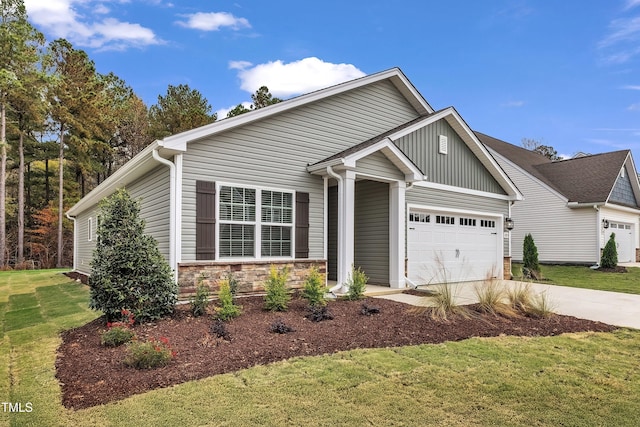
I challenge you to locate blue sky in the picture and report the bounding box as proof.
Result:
[24,0,640,162]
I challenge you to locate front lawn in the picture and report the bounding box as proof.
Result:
[513,263,640,295]
[2,269,640,426]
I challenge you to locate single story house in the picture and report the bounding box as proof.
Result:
[67,68,523,294]
[478,132,640,264]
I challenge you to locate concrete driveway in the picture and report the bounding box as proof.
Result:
[370,280,640,329]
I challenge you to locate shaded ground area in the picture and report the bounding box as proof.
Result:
[56,295,616,409]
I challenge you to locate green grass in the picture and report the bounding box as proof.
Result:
[513,263,640,295]
[2,269,640,426]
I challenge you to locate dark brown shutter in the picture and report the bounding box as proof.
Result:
[196,181,216,260]
[295,192,309,258]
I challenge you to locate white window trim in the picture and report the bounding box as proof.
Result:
[88,217,93,242]
[215,182,296,261]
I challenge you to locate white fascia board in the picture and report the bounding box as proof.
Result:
[342,138,426,182]
[598,202,640,215]
[307,158,346,174]
[67,140,183,216]
[161,68,433,151]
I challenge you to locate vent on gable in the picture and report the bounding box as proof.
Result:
[438,135,448,155]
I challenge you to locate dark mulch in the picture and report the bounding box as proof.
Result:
[56,295,616,410]
[597,266,628,273]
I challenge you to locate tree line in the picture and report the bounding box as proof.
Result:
[0,0,280,269]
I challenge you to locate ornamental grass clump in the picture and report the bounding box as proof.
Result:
[215,279,241,321]
[264,266,291,311]
[124,337,175,369]
[428,284,471,321]
[345,266,367,301]
[302,267,327,307]
[474,279,517,318]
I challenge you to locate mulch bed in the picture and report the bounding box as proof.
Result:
[56,294,617,410]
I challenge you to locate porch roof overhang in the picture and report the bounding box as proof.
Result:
[307,137,426,183]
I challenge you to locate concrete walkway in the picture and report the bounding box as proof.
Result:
[366,281,640,329]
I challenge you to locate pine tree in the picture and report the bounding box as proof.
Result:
[600,233,618,269]
[89,189,177,322]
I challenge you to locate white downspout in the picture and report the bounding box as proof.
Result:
[326,166,344,294]
[66,212,77,271]
[152,149,177,281]
[593,205,601,268]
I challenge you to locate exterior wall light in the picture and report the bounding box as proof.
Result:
[602,219,610,229]
[505,217,515,231]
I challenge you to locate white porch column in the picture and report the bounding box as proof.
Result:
[389,181,406,288]
[339,170,356,290]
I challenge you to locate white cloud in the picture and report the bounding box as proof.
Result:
[24,0,162,50]
[176,12,250,31]
[622,85,640,90]
[230,57,366,97]
[625,0,640,10]
[628,103,640,111]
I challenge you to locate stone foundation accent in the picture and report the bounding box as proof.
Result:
[177,259,327,297]
[636,248,640,262]
[503,256,512,280]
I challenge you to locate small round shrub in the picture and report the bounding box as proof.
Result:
[211,319,231,341]
[101,327,135,347]
[270,319,295,334]
[124,337,175,369]
[190,281,210,317]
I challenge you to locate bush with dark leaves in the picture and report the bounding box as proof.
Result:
[211,319,231,341]
[270,319,295,334]
[360,304,380,316]
[306,305,334,322]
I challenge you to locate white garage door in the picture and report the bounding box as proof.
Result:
[606,222,633,263]
[407,209,500,284]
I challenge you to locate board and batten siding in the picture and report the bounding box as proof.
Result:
[181,79,421,261]
[354,181,390,284]
[493,152,598,263]
[395,119,506,194]
[406,185,510,257]
[74,164,171,274]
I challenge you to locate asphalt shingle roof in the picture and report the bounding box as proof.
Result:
[476,131,630,204]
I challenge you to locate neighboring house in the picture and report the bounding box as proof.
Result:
[67,68,522,294]
[478,132,640,265]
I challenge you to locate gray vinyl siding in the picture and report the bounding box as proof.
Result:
[181,79,420,261]
[73,165,171,274]
[356,151,405,181]
[75,204,100,274]
[406,186,510,257]
[493,152,598,263]
[354,181,389,284]
[127,165,171,260]
[396,119,505,194]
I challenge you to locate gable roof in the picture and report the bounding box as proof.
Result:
[160,68,434,151]
[476,131,637,205]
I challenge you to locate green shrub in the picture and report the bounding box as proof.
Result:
[523,233,540,274]
[124,337,175,369]
[89,189,177,322]
[101,326,135,347]
[302,267,327,307]
[264,266,291,311]
[601,233,618,269]
[226,272,238,298]
[345,266,367,301]
[190,278,210,317]
[216,279,241,321]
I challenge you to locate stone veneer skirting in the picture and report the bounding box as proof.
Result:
[177,259,327,297]
[503,256,512,280]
